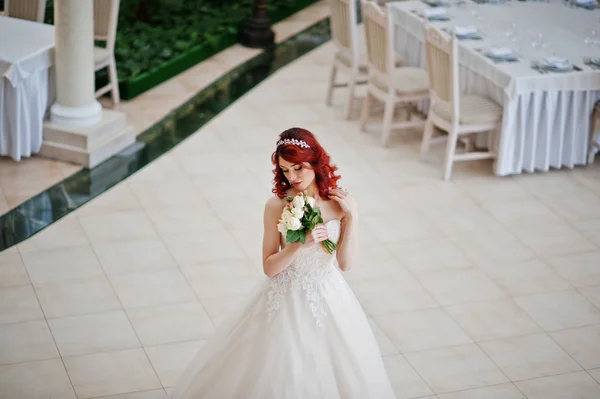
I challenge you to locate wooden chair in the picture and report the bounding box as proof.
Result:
[359,0,429,146]
[588,102,600,164]
[419,25,503,180]
[94,0,121,105]
[4,0,46,22]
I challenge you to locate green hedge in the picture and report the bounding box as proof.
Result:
[29,0,320,99]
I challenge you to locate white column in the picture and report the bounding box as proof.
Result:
[50,0,102,127]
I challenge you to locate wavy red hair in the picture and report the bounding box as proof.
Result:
[271,128,341,199]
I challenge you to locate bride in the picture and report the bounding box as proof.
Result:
[169,127,396,399]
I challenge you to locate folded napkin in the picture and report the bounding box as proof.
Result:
[454,26,477,36]
[423,7,447,18]
[484,47,513,57]
[545,56,570,67]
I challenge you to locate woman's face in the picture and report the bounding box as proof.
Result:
[279,157,315,192]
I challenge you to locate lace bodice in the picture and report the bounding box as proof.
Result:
[266,220,346,327]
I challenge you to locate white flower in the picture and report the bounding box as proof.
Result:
[277,221,288,234]
[291,207,304,219]
[306,196,316,208]
[280,208,293,222]
[285,217,302,231]
[292,194,305,210]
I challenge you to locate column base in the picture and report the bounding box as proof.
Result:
[41,109,135,169]
[50,101,102,127]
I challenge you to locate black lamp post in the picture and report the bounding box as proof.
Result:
[238,0,275,48]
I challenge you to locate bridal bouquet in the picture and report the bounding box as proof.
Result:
[277,192,337,254]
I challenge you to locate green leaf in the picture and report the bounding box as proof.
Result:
[299,230,306,244]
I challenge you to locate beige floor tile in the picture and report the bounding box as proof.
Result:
[515,371,600,399]
[0,320,58,365]
[383,354,434,399]
[538,188,600,222]
[416,269,507,306]
[48,311,140,357]
[386,238,473,274]
[590,368,600,384]
[362,211,444,244]
[481,197,560,227]
[18,215,89,252]
[352,274,438,316]
[437,383,526,399]
[0,250,29,288]
[569,218,600,248]
[0,285,43,325]
[450,229,536,264]
[64,348,161,399]
[78,211,159,243]
[199,295,247,328]
[446,299,542,342]
[144,205,225,236]
[579,285,600,308]
[34,276,121,318]
[551,325,600,370]
[0,359,76,399]
[515,171,585,196]
[369,318,399,357]
[479,334,582,381]
[405,344,509,394]
[145,340,206,387]
[127,180,206,210]
[162,229,247,266]
[477,260,571,297]
[182,259,263,300]
[127,302,214,346]
[546,251,600,288]
[423,203,504,237]
[109,270,197,309]
[514,290,600,332]
[76,184,141,217]
[508,222,595,257]
[457,177,531,203]
[21,245,105,285]
[374,308,472,353]
[93,239,177,276]
[91,390,167,399]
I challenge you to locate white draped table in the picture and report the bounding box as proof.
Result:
[390,0,600,175]
[0,16,55,161]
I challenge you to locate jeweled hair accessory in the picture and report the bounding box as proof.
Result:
[276,138,310,149]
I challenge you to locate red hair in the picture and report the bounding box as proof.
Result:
[271,128,341,199]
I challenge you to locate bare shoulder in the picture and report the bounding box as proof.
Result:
[264,195,287,215]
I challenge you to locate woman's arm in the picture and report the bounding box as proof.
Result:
[329,189,358,272]
[262,197,302,278]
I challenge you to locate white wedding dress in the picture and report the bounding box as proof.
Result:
[170,219,396,399]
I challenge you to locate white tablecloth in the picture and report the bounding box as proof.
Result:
[390,0,600,175]
[0,16,55,161]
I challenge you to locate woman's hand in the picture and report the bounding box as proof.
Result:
[303,224,329,247]
[328,188,357,217]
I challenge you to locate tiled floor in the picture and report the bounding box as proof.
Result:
[0,1,330,215]
[3,5,600,399]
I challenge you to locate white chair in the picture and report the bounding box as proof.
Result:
[359,0,429,146]
[419,25,502,180]
[94,0,121,105]
[326,0,402,119]
[3,0,46,22]
[588,102,600,164]
[326,0,366,119]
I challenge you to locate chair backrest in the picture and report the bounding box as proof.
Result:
[328,0,359,70]
[94,0,120,52]
[5,0,46,22]
[360,0,394,79]
[424,25,459,124]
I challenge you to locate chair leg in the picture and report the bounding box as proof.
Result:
[381,97,395,146]
[589,112,600,165]
[325,65,338,106]
[443,127,459,181]
[108,58,120,106]
[344,74,357,120]
[420,117,435,159]
[360,92,373,132]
